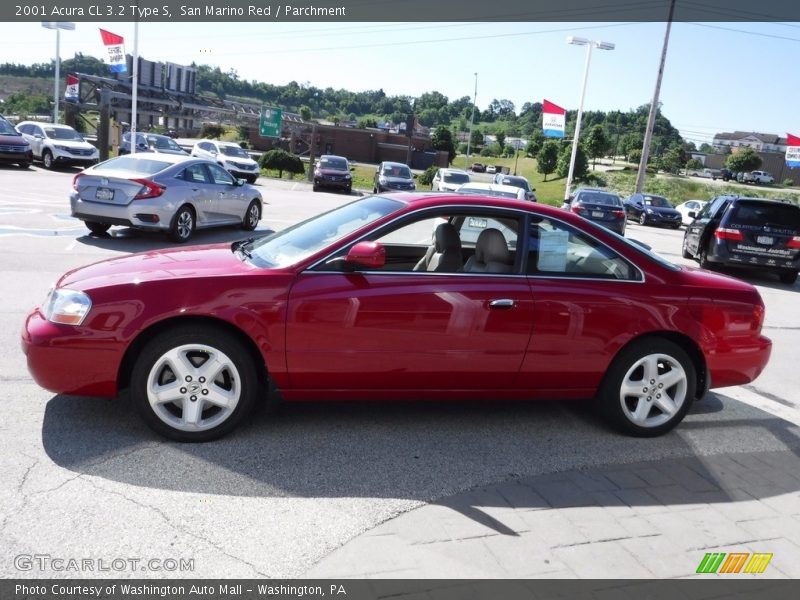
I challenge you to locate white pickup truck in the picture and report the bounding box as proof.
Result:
[742,170,775,184]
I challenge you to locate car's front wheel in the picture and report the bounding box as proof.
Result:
[242,200,260,231]
[599,338,695,437]
[130,326,260,442]
[681,236,692,259]
[169,205,195,243]
[42,150,54,169]
[638,213,647,226]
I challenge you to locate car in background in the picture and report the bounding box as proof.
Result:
[470,162,485,173]
[675,199,707,226]
[492,174,537,201]
[624,193,682,228]
[191,139,259,184]
[485,165,497,174]
[313,154,352,194]
[16,121,99,169]
[120,132,189,156]
[719,168,734,182]
[432,168,471,192]
[742,171,775,185]
[455,182,527,200]
[23,193,772,441]
[70,154,263,243]
[0,115,33,168]
[682,195,800,284]
[373,161,416,193]
[568,189,626,235]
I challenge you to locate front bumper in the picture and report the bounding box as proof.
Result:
[642,213,682,227]
[315,176,352,190]
[0,149,33,164]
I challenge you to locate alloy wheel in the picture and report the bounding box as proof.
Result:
[619,353,687,429]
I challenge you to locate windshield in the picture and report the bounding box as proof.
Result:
[44,127,84,141]
[443,172,470,184]
[248,196,403,268]
[0,120,20,135]
[643,195,672,208]
[92,156,172,175]
[319,157,348,170]
[382,165,411,178]
[151,137,182,151]
[221,145,250,158]
[578,192,621,206]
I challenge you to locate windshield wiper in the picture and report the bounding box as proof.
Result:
[231,238,254,259]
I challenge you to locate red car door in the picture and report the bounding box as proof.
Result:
[285,271,534,391]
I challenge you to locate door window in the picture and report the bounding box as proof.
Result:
[181,164,211,184]
[206,163,235,185]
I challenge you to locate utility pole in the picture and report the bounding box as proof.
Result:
[635,0,676,193]
[464,72,477,170]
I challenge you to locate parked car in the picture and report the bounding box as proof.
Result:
[719,168,734,182]
[313,154,352,194]
[624,193,682,228]
[23,194,772,441]
[682,195,800,284]
[120,132,189,156]
[70,154,263,243]
[432,168,471,192]
[675,199,707,226]
[568,188,626,235]
[485,165,497,174]
[16,121,99,169]
[470,162,486,173]
[191,139,259,184]
[373,161,416,193]
[492,174,537,201]
[455,182,526,200]
[0,115,33,168]
[741,170,775,185]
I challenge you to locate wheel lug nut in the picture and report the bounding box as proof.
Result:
[190,395,197,401]
[643,387,648,393]
[199,377,206,383]
[658,383,663,388]
[647,396,652,401]
[657,394,661,399]
[185,376,192,382]
[650,379,655,384]
[202,389,208,395]
[180,387,187,394]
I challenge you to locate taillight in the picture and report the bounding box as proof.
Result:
[714,227,743,241]
[752,303,765,333]
[571,205,585,215]
[788,236,800,249]
[72,173,84,191]
[132,179,165,200]
[611,209,625,217]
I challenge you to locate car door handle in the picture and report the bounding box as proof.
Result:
[488,299,516,310]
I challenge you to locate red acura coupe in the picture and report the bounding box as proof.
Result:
[22,194,771,441]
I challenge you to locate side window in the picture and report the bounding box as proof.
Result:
[181,164,210,184]
[33,126,44,137]
[527,218,639,280]
[207,163,235,185]
[18,124,31,134]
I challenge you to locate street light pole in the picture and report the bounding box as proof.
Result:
[464,72,477,170]
[41,21,75,124]
[564,37,614,202]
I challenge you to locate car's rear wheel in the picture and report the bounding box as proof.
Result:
[681,236,692,259]
[698,244,715,269]
[169,205,195,243]
[241,200,260,231]
[85,221,111,235]
[42,150,54,169]
[131,326,259,442]
[18,162,30,169]
[638,213,647,226]
[779,270,798,285]
[599,338,695,437]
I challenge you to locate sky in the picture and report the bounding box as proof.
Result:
[2,20,799,144]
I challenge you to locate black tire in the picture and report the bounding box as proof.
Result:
[638,213,647,226]
[681,237,692,259]
[130,325,260,442]
[246,175,258,184]
[42,150,54,170]
[85,221,111,235]
[168,205,195,243]
[312,184,319,192]
[599,338,696,437]
[698,243,715,269]
[372,186,378,194]
[779,270,798,285]
[241,200,260,231]
[343,185,352,195]
[18,162,30,169]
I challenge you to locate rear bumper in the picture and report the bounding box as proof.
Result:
[70,192,172,232]
[709,241,800,271]
[706,334,772,389]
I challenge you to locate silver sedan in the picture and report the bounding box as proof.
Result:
[70,154,263,242]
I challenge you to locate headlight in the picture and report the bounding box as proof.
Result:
[379,176,388,184]
[43,288,92,326]
[345,173,352,179]
[646,208,654,214]
[410,183,416,189]
[55,144,70,150]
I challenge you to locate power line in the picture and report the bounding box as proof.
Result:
[685,22,800,43]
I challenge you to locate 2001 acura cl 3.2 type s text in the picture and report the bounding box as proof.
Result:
[22,194,772,442]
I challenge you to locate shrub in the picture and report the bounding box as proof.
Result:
[783,178,795,187]
[259,149,304,178]
[200,123,225,139]
[479,146,497,157]
[582,172,607,187]
[418,165,438,187]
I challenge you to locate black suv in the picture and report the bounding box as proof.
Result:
[682,195,800,284]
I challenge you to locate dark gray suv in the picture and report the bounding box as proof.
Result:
[373,161,416,193]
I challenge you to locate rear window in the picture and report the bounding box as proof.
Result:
[727,201,800,233]
[443,172,470,184]
[577,192,621,206]
[501,177,530,191]
[93,156,172,175]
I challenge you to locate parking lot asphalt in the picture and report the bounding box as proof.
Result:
[1,164,799,579]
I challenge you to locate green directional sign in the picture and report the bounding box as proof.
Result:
[259,106,282,138]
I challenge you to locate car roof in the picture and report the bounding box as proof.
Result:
[106,153,197,165]
[442,168,468,174]
[19,121,75,129]
[320,154,347,160]
[727,196,798,206]
[381,161,409,168]
[456,182,525,195]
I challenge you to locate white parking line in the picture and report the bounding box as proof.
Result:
[720,386,800,427]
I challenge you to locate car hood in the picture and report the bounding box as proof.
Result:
[48,139,95,150]
[647,206,681,216]
[318,168,349,175]
[381,176,414,184]
[57,244,253,292]
[0,134,29,146]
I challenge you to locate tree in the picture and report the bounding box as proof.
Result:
[470,129,484,149]
[431,125,456,164]
[536,140,560,181]
[525,130,545,157]
[557,143,588,181]
[657,145,685,174]
[584,125,608,169]
[357,117,378,128]
[259,149,304,179]
[686,158,703,170]
[299,105,312,121]
[199,123,225,139]
[726,147,762,173]
[698,143,713,153]
[495,130,506,152]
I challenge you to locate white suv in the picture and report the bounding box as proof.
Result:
[16,121,99,169]
[191,139,260,183]
[431,168,471,192]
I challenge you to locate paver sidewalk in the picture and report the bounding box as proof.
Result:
[307,450,800,578]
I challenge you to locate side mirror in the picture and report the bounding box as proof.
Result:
[688,211,697,219]
[236,178,246,186]
[210,151,217,156]
[531,187,536,192]
[350,166,355,171]
[345,241,385,269]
